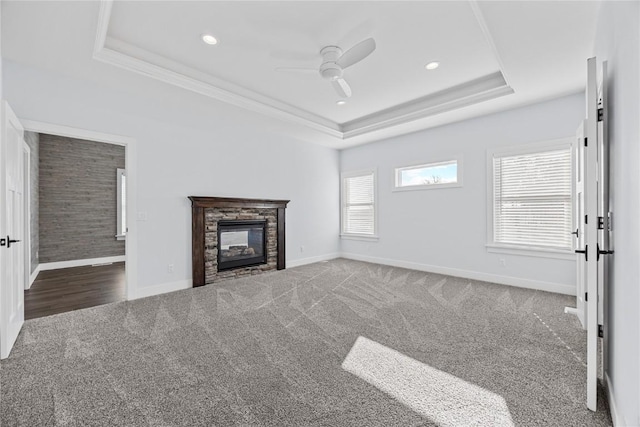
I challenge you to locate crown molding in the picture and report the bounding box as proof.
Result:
[468,0,513,88]
[94,40,342,138]
[342,72,513,138]
[93,0,514,141]
[93,0,112,57]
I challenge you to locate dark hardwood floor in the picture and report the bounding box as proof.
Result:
[25,262,125,320]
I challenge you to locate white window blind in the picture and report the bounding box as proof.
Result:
[493,147,572,250]
[342,171,376,235]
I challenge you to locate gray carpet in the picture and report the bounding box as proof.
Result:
[1,259,612,426]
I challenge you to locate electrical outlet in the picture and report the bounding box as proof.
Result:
[137,212,148,221]
[168,264,174,273]
[300,246,305,253]
[499,258,506,267]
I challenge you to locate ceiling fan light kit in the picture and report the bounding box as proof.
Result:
[319,61,343,81]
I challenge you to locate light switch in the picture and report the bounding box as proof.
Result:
[137,212,148,221]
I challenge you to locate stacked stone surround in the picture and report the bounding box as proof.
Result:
[204,207,277,283]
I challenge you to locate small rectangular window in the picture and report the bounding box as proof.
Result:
[341,170,377,237]
[116,168,126,240]
[394,159,462,191]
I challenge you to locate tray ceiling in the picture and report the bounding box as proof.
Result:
[2,1,600,147]
[95,1,514,139]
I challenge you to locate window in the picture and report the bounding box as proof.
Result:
[488,140,573,254]
[394,158,462,190]
[116,168,126,240]
[341,170,377,238]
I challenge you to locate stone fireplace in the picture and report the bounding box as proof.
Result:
[189,197,289,285]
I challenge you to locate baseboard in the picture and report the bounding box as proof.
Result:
[27,264,40,289]
[339,253,576,296]
[126,254,339,301]
[39,255,126,271]
[605,372,627,427]
[127,279,192,301]
[287,252,341,268]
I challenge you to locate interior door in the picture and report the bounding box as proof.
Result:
[583,56,600,412]
[0,101,26,359]
[597,61,609,338]
[597,62,611,375]
[573,120,587,330]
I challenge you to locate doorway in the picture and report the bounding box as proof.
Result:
[21,121,136,320]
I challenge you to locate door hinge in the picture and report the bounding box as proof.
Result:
[598,108,604,122]
[585,214,588,225]
[585,292,588,302]
[598,216,605,230]
[598,324,604,338]
[584,137,588,147]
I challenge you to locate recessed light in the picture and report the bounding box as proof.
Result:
[201,34,218,45]
[425,61,440,70]
[336,100,346,106]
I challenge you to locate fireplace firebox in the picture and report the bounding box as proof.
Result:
[217,220,267,271]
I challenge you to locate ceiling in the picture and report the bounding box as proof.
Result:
[2,1,601,148]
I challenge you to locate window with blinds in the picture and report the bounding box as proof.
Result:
[492,146,572,250]
[342,170,376,236]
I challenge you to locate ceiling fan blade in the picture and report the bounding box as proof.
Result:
[275,67,318,74]
[332,78,352,98]
[270,50,319,62]
[337,38,376,69]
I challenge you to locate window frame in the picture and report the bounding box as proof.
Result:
[340,169,379,241]
[393,156,463,191]
[486,138,575,259]
[116,168,126,241]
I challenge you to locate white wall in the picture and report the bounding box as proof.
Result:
[3,60,340,295]
[340,93,584,294]
[594,1,640,425]
[0,2,3,101]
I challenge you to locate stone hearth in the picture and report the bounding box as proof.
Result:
[189,197,289,285]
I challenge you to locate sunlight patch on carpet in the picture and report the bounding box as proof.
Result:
[342,336,514,426]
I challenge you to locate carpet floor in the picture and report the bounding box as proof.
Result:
[1,259,612,426]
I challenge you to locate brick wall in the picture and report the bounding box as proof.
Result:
[39,134,125,263]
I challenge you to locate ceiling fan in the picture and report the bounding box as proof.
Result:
[276,38,376,99]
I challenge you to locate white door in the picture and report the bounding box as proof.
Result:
[573,120,587,330]
[597,62,611,375]
[0,102,26,359]
[583,57,600,412]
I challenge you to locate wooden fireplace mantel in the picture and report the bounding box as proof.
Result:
[189,196,289,287]
[189,196,290,210]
